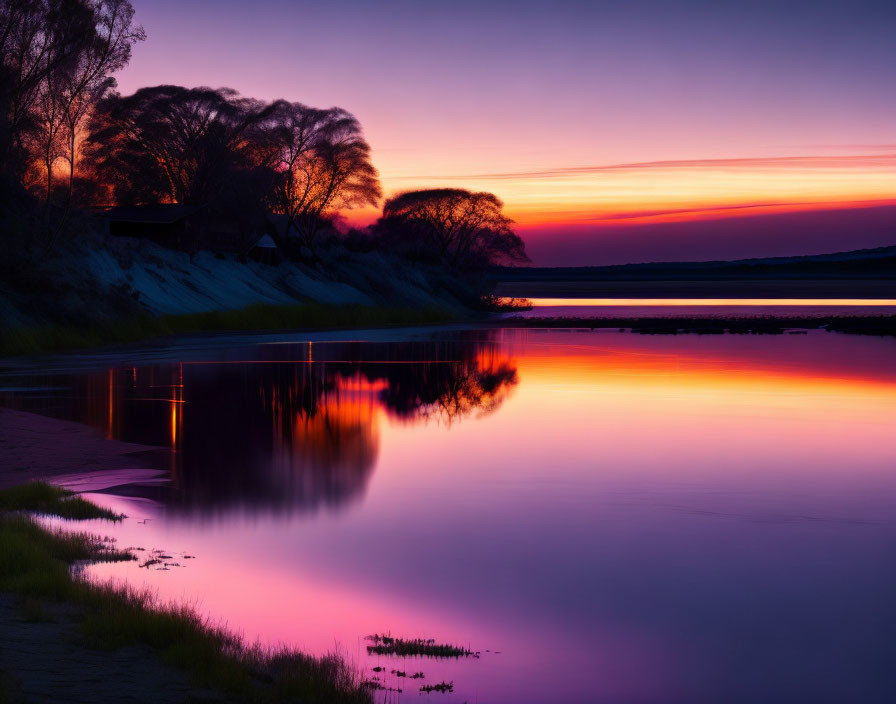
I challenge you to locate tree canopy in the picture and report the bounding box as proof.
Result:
[262,100,380,256]
[1,1,530,278]
[85,88,380,256]
[1,0,143,200]
[375,188,528,269]
[86,85,273,207]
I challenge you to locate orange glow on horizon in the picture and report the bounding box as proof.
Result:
[342,153,896,232]
[500,334,896,397]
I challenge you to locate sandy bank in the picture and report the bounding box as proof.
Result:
[0,408,163,490]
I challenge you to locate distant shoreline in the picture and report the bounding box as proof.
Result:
[500,314,896,337]
[4,304,896,362]
[493,278,896,299]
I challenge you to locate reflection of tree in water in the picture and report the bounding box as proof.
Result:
[20,336,517,515]
[266,366,380,513]
[364,345,518,425]
[172,362,379,515]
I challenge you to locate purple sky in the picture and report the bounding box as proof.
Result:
[115,0,896,264]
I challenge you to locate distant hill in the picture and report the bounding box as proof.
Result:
[493,244,896,282]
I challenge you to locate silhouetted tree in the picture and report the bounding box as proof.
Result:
[263,101,380,258]
[0,0,95,184]
[86,85,274,210]
[375,188,528,270]
[58,0,143,203]
[29,0,142,208]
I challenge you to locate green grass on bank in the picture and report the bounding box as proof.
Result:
[1,302,459,357]
[0,491,372,703]
[0,482,122,521]
[0,514,133,600]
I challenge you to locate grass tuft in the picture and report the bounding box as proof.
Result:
[420,680,454,693]
[0,482,123,521]
[365,634,476,658]
[0,513,133,600]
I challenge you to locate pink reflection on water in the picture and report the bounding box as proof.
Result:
[78,491,683,703]
[48,330,896,703]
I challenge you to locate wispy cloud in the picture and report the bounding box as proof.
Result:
[391,153,896,182]
[784,143,896,152]
[583,198,896,223]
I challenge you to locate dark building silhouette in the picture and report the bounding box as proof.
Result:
[101,204,205,250]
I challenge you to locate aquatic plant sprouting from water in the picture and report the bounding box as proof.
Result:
[420,680,454,693]
[365,634,477,658]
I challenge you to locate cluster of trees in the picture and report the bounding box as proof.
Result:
[373,188,528,269]
[0,0,144,208]
[2,0,528,269]
[85,88,528,267]
[87,85,382,257]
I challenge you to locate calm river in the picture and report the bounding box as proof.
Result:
[3,325,896,703]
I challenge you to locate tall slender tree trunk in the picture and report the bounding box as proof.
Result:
[43,153,53,207]
[67,127,75,205]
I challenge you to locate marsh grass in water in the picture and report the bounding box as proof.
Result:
[503,314,896,337]
[0,492,372,703]
[366,634,477,658]
[420,681,454,693]
[0,513,134,599]
[0,482,123,521]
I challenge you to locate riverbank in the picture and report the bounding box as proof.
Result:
[0,408,163,490]
[5,306,896,361]
[0,483,372,703]
[1,302,459,358]
[0,224,499,358]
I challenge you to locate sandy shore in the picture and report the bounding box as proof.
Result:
[0,409,217,702]
[0,408,163,490]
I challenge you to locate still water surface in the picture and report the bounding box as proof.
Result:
[519,297,896,318]
[4,327,896,703]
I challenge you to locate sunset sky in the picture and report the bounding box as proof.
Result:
[116,0,896,265]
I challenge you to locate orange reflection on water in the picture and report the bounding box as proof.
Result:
[170,364,183,466]
[44,330,896,704]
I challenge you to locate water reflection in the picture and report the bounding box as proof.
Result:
[1,337,518,515]
[5,329,896,703]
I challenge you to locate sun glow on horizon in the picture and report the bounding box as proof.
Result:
[349,152,896,231]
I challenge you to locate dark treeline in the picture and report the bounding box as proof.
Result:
[1,0,144,259]
[1,0,527,277]
[86,86,382,259]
